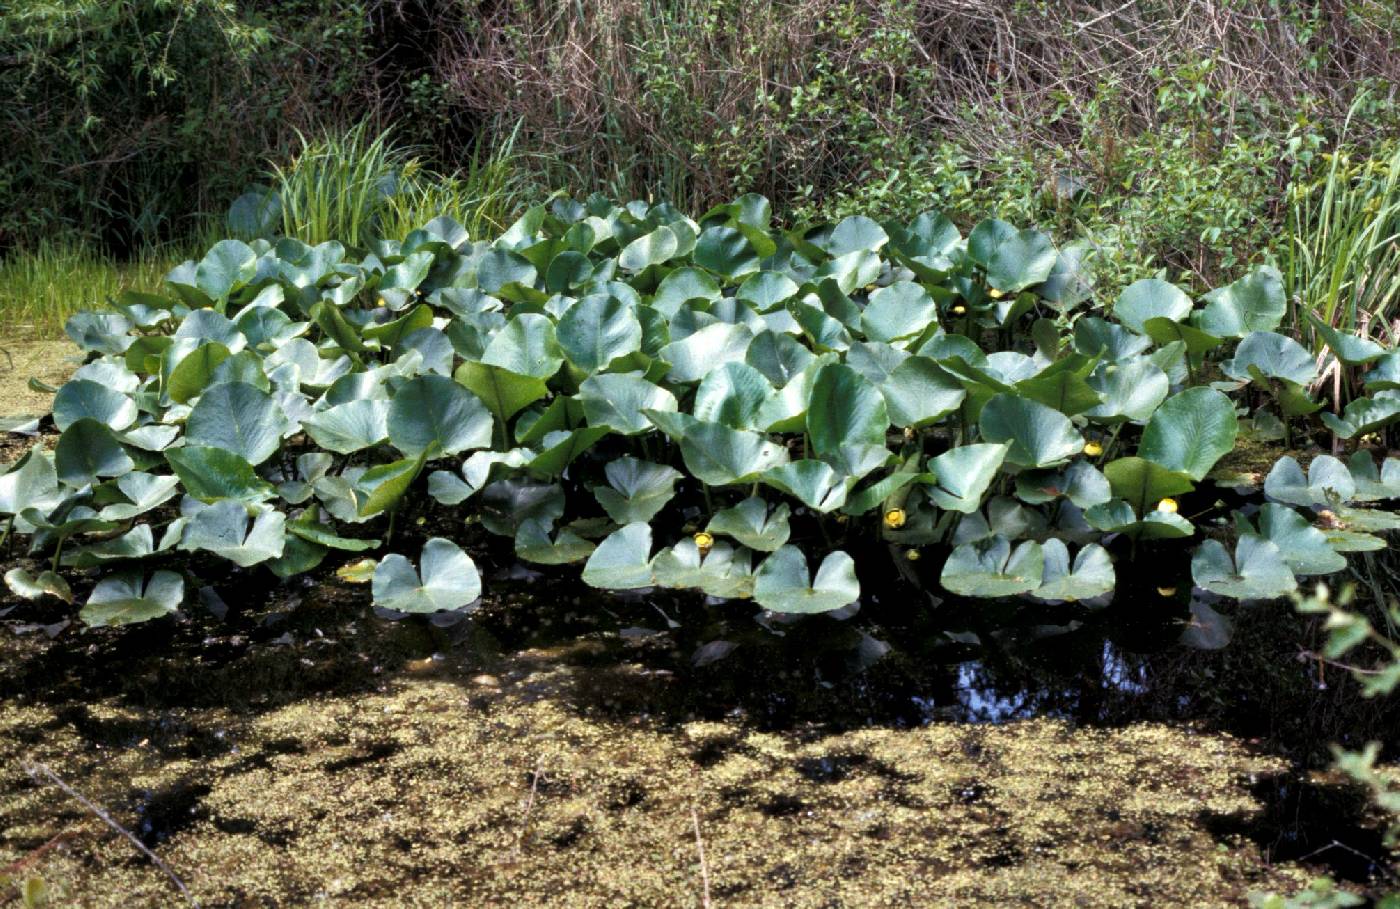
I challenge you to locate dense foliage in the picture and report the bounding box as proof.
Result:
[6,196,1400,627]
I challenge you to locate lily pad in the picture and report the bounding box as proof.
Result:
[752,545,860,614]
[372,538,482,613]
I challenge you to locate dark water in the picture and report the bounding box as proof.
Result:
[3,521,1398,891]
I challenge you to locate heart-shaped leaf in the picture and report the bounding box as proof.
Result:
[653,538,754,600]
[1242,503,1346,576]
[179,501,286,567]
[753,545,859,614]
[582,522,655,589]
[186,381,289,465]
[592,458,681,524]
[1113,278,1193,333]
[968,220,1057,292]
[4,568,73,603]
[762,460,851,512]
[372,538,482,613]
[515,518,596,565]
[1264,455,1356,506]
[978,394,1082,468]
[556,294,643,373]
[941,536,1044,597]
[1138,387,1238,481]
[926,443,1008,513]
[387,375,493,457]
[82,569,184,627]
[807,363,891,479]
[579,372,678,435]
[1191,535,1296,599]
[1033,539,1115,602]
[707,495,791,551]
[1198,265,1286,338]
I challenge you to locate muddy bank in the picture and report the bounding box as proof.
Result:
[2,565,1396,908]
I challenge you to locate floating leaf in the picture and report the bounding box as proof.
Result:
[1190,535,1296,599]
[941,536,1044,597]
[582,523,655,589]
[81,570,184,627]
[1264,455,1355,507]
[372,538,482,613]
[752,546,859,614]
[1034,540,1115,602]
[707,496,791,552]
[653,538,754,599]
[592,458,681,524]
[4,568,72,603]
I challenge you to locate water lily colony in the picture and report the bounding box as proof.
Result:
[5,193,1399,625]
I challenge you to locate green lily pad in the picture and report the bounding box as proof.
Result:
[592,458,682,524]
[752,545,860,614]
[1191,535,1296,599]
[372,538,482,613]
[1033,540,1115,602]
[1138,387,1238,481]
[582,523,655,590]
[978,394,1082,468]
[941,536,1044,598]
[81,569,184,627]
[707,495,791,551]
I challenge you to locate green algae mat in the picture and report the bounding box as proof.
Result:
[3,571,1395,907]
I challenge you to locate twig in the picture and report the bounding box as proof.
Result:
[23,762,199,908]
[691,805,712,909]
[513,759,543,858]
[0,828,76,876]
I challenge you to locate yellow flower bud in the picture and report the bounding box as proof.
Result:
[1156,497,1179,514]
[988,288,1004,299]
[1083,441,1103,457]
[905,549,921,561]
[952,305,967,315]
[376,297,387,308]
[884,508,907,529]
[693,531,714,553]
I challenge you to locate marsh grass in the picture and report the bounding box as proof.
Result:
[1285,137,1400,346]
[0,241,186,336]
[273,119,533,248]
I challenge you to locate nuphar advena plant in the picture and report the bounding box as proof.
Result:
[5,191,1400,627]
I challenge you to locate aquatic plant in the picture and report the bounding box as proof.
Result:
[4,195,1400,626]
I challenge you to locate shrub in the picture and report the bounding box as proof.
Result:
[5,197,1400,629]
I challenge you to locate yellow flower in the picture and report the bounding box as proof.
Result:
[1083,441,1103,457]
[884,508,907,529]
[693,531,714,553]
[988,288,1004,299]
[1156,497,1179,514]
[952,305,967,315]
[376,297,387,308]
[1156,586,1177,597]
[905,549,921,561]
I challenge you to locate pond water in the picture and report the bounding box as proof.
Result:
[4,543,1397,905]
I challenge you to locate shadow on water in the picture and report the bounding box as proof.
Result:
[2,523,1398,889]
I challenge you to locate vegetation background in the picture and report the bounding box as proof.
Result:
[2,0,1399,332]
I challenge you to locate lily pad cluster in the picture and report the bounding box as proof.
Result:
[5,194,1399,625]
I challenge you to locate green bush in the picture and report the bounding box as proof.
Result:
[6,196,1400,630]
